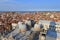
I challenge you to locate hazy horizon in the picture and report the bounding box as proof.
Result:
[0,0,60,11]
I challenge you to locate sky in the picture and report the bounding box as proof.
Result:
[0,0,60,11]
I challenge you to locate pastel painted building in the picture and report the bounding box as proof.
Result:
[39,20,60,40]
[46,29,60,40]
[39,20,50,31]
[39,20,60,31]
[55,22,60,32]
